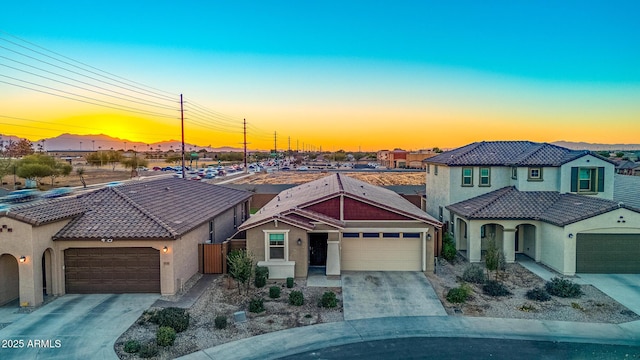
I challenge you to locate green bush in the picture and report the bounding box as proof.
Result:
[526,287,551,302]
[123,339,141,353]
[320,291,338,308]
[462,264,486,284]
[156,326,176,347]
[286,277,294,288]
[289,290,304,306]
[545,277,583,298]
[150,307,190,333]
[269,286,281,299]
[254,265,269,288]
[138,343,159,358]
[483,280,511,297]
[214,315,227,329]
[442,232,456,261]
[249,298,265,313]
[446,284,470,303]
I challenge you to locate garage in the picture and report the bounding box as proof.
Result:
[64,248,160,293]
[576,234,640,273]
[341,235,422,271]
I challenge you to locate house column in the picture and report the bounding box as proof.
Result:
[503,228,516,263]
[18,254,43,307]
[467,221,482,262]
[326,240,340,276]
[534,227,542,262]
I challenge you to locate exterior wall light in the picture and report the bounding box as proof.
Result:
[163,246,168,253]
[297,238,302,245]
[427,234,432,240]
[568,233,574,238]
[19,256,26,263]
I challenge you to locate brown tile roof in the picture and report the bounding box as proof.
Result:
[447,186,634,226]
[239,173,440,231]
[2,178,251,240]
[425,141,614,167]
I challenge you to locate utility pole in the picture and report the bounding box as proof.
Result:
[181,94,185,179]
[243,118,247,173]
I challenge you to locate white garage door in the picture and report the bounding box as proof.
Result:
[342,237,422,271]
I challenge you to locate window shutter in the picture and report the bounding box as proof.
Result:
[597,167,605,192]
[570,167,578,192]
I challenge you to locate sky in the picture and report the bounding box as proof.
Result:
[1,1,639,151]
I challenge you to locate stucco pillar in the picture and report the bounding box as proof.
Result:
[326,240,340,276]
[534,227,542,262]
[467,222,482,262]
[160,248,175,295]
[19,255,43,307]
[503,228,516,263]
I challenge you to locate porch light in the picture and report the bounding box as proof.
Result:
[19,256,26,263]
[163,246,168,253]
[297,238,302,245]
[427,234,432,240]
[568,233,574,238]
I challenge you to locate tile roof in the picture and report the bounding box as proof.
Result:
[447,186,634,226]
[613,174,640,211]
[239,173,439,231]
[425,141,612,167]
[616,160,640,170]
[2,178,251,240]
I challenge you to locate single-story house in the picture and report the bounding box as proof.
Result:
[238,173,442,279]
[0,178,251,307]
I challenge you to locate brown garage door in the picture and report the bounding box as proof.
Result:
[576,234,640,273]
[65,248,160,293]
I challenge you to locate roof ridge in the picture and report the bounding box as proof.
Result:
[110,186,180,237]
[336,173,344,192]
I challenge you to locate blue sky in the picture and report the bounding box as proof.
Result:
[2,1,639,150]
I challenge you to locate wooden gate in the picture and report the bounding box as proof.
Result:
[198,243,223,274]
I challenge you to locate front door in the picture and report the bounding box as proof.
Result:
[309,233,328,266]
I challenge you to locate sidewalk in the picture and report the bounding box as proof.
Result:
[178,315,640,360]
[153,275,218,308]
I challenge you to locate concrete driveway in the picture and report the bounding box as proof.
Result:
[341,271,446,321]
[0,293,158,360]
[576,274,640,315]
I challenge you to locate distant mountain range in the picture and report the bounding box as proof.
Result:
[550,141,640,152]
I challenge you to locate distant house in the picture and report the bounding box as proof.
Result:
[424,141,640,275]
[0,178,251,307]
[615,160,640,176]
[238,174,441,279]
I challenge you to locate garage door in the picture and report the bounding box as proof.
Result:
[342,237,422,271]
[576,234,640,273]
[64,248,160,293]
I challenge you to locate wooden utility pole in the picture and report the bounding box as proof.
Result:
[181,94,185,179]
[243,118,247,173]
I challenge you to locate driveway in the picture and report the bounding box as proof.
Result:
[0,293,158,360]
[576,274,640,315]
[341,271,446,321]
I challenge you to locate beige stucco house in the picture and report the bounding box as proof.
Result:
[239,174,442,279]
[424,141,640,275]
[0,178,251,307]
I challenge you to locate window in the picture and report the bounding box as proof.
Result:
[208,220,215,242]
[342,232,359,238]
[426,164,430,174]
[480,225,486,238]
[438,206,443,222]
[570,166,604,194]
[479,167,490,186]
[528,167,543,181]
[266,232,287,261]
[434,165,438,175]
[363,232,379,238]
[383,233,400,238]
[403,233,421,238]
[462,167,473,186]
[233,207,237,228]
[511,167,517,180]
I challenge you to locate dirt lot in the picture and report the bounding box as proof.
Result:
[115,257,639,359]
[231,171,425,186]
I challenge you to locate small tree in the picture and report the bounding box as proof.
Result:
[76,167,87,188]
[227,249,254,294]
[485,235,504,281]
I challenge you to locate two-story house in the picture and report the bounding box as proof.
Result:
[425,141,640,275]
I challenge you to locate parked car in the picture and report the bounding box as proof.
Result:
[297,166,309,171]
[152,166,162,171]
[4,189,40,203]
[42,188,72,199]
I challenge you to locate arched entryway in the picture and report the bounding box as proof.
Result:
[42,248,54,296]
[515,224,537,260]
[0,254,20,306]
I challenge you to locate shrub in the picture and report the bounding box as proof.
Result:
[526,287,551,302]
[156,326,176,347]
[254,265,269,288]
[228,249,254,294]
[545,277,583,298]
[249,298,265,313]
[462,264,486,284]
[138,343,159,358]
[286,277,294,288]
[289,290,304,306]
[320,291,338,308]
[269,286,281,299]
[519,303,536,312]
[483,280,511,297]
[150,307,190,333]
[446,284,471,303]
[485,237,505,280]
[123,339,141,353]
[441,233,456,261]
[214,315,227,329]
